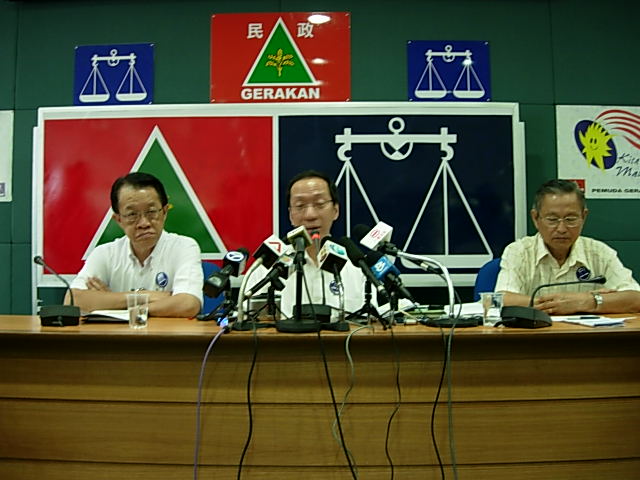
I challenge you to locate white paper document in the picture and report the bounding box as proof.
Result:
[552,315,627,327]
[444,302,483,316]
[83,310,129,322]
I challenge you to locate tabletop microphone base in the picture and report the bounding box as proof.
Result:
[39,305,80,327]
[499,306,552,329]
[275,318,320,333]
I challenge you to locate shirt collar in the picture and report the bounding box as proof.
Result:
[127,230,166,266]
[534,233,588,269]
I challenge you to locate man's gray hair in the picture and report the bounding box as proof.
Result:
[532,179,586,212]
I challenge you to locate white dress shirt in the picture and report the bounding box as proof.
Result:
[70,230,203,306]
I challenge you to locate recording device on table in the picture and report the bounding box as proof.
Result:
[498,275,607,329]
[201,248,249,323]
[33,255,80,326]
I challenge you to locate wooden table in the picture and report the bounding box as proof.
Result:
[1,315,639,479]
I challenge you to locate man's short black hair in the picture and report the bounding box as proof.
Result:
[110,172,168,213]
[533,179,586,212]
[286,170,339,206]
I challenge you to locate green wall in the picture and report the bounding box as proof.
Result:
[1,0,639,313]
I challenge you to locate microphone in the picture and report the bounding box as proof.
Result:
[311,230,321,254]
[337,236,387,296]
[528,276,607,307]
[354,222,398,255]
[365,251,416,304]
[33,255,80,326]
[203,248,249,298]
[500,275,608,329]
[318,236,348,279]
[354,222,441,274]
[287,226,312,253]
[252,235,288,269]
[244,252,295,298]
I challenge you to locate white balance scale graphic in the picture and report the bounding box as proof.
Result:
[414,44,486,100]
[334,116,493,269]
[79,48,148,103]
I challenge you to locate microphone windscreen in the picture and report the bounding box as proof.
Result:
[320,235,333,247]
[338,236,365,263]
[364,250,383,267]
[33,255,44,266]
[352,224,372,242]
[590,275,607,284]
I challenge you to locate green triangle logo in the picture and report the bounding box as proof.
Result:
[83,126,226,260]
[244,18,318,86]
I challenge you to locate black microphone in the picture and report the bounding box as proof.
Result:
[244,252,294,298]
[500,275,608,329]
[337,236,387,296]
[33,255,80,326]
[252,234,288,269]
[365,250,416,304]
[528,276,607,306]
[203,248,249,298]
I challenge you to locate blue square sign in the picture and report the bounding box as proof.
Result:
[407,41,490,102]
[74,43,154,106]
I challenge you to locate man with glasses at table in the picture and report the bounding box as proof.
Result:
[495,179,640,315]
[65,172,203,317]
[246,169,375,319]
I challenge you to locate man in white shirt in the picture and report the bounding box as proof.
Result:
[247,170,373,319]
[495,179,640,315]
[66,172,203,317]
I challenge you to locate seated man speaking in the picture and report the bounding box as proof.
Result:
[65,172,203,317]
[247,169,374,319]
[495,179,640,315]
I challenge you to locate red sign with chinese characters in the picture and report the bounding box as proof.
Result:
[211,12,351,102]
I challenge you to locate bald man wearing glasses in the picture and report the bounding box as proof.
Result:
[496,179,640,315]
[66,172,203,317]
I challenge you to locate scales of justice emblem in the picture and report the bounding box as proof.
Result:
[78,48,148,103]
[414,44,487,100]
[334,116,493,268]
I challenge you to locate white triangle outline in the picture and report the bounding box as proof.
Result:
[82,126,228,261]
[242,17,319,87]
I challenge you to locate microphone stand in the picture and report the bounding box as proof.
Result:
[346,279,386,325]
[321,266,350,332]
[34,256,80,327]
[387,290,399,327]
[266,284,277,319]
[276,245,319,333]
[233,259,272,331]
[397,252,456,321]
[499,276,607,329]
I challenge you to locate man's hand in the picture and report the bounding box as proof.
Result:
[534,291,594,315]
[86,277,111,291]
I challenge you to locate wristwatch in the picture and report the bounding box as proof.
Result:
[592,292,604,310]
